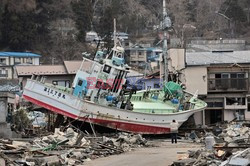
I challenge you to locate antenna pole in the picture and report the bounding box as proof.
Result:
[163,0,168,82]
[114,18,117,48]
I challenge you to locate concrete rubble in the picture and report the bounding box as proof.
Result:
[218,122,250,145]
[0,127,147,166]
[172,121,250,166]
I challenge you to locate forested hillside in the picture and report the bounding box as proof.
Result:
[0,0,249,64]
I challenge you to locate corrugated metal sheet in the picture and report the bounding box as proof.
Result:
[186,50,250,66]
[15,65,67,76]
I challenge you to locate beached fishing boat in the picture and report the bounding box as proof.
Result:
[23,45,206,133]
[23,38,206,134]
[23,2,206,134]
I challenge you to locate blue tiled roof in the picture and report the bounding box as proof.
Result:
[0,52,41,57]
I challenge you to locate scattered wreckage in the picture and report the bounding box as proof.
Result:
[172,121,250,166]
[0,127,147,166]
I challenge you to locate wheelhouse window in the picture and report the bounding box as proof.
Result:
[103,65,111,74]
[77,80,83,86]
[53,80,71,88]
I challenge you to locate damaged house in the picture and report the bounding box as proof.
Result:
[0,52,41,137]
[166,48,250,125]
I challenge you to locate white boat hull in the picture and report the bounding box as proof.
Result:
[23,80,205,134]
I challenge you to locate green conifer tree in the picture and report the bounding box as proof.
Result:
[1,6,36,51]
[71,0,93,42]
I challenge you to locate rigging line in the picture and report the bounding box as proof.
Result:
[223,0,232,15]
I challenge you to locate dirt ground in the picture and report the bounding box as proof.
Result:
[83,140,202,166]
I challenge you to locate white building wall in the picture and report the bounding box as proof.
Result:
[6,57,9,65]
[10,57,14,65]
[7,68,12,79]
[245,110,250,120]
[193,111,203,125]
[169,49,185,71]
[0,100,7,122]
[183,66,207,95]
[224,110,235,122]
[34,58,40,65]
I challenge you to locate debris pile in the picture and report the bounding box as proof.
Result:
[173,147,247,166]
[218,122,250,145]
[173,149,220,166]
[0,79,19,92]
[173,122,250,166]
[0,127,147,165]
[184,122,250,145]
[173,147,250,166]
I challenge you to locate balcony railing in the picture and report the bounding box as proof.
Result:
[0,74,8,77]
[208,78,248,92]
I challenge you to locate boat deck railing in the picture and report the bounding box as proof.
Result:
[128,88,207,114]
[29,74,74,96]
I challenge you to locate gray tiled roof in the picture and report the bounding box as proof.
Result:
[186,50,250,66]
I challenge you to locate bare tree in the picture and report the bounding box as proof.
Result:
[2,0,36,12]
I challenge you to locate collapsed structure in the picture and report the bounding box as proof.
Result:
[0,127,147,165]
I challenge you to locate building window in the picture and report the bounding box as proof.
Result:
[0,58,6,65]
[210,72,246,91]
[138,52,142,55]
[207,102,224,107]
[14,58,21,64]
[248,98,250,111]
[0,68,8,77]
[154,83,160,88]
[66,81,70,88]
[26,57,32,64]
[226,97,246,106]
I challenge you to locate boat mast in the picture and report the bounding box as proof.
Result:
[162,0,171,82]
